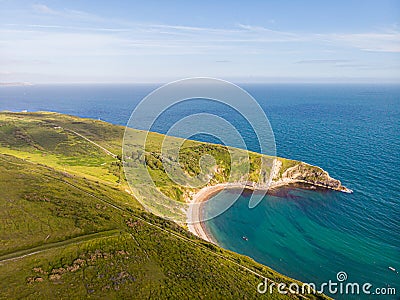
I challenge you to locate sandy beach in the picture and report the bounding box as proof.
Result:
[187,159,279,243]
[186,159,282,243]
[186,184,227,244]
[186,158,352,244]
[186,182,272,244]
[186,180,351,244]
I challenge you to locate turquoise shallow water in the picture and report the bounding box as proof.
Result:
[1,83,399,298]
[204,187,399,298]
[202,85,400,299]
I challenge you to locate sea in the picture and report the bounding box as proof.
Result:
[0,83,399,298]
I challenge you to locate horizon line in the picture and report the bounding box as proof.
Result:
[1,79,400,86]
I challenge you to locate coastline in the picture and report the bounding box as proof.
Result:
[187,183,258,244]
[187,184,228,244]
[186,180,352,244]
[186,181,292,244]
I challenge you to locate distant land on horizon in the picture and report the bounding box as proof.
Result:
[0,82,33,86]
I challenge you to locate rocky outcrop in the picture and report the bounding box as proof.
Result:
[272,160,352,193]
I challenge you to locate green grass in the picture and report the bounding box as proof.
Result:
[276,157,299,178]
[0,112,124,184]
[0,112,331,299]
[0,154,134,256]
[0,154,328,299]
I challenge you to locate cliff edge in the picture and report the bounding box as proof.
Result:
[271,159,353,193]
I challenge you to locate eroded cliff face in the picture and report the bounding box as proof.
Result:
[272,159,352,193]
[283,163,341,188]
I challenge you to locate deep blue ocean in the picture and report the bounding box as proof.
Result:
[1,83,399,298]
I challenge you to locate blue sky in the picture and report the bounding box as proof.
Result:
[1,0,399,83]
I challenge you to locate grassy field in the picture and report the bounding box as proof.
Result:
[0,112,124,183]
[0,112,330,299]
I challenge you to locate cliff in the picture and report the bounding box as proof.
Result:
[271,159,352,193]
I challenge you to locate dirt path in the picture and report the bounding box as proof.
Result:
[2,170,309,298]
[65,128,118,158]
[0,229,120,264]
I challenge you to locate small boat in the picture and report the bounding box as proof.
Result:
[242,236,248,241]
[388,266,398,273]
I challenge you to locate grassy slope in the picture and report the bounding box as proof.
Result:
[0,112,305,202]
[0,112,329,299]
[0,112,124,182]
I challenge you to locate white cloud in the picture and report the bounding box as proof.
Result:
[328,32,400,53]
[3,20,400,55]
[19,4,400,53]
[1,5,399,82]
[31,3,102,22]
[296,59,352,64]
[32,4,58,15]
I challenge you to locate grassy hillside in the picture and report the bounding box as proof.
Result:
[0,112,330,299]
[0,111,284,222]
[0,111,124,184]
